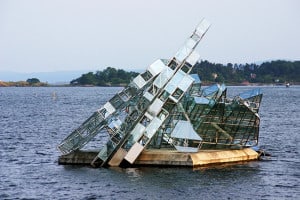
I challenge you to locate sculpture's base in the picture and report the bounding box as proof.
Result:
[58,148,258,167]
[58,150,101,166]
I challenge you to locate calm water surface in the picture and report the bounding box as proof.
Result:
[0,86,299,199]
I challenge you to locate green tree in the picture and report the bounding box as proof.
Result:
[70,67,139,86]
[26,78,40,84]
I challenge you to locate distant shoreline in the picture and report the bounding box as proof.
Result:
[1,81,298,87]
[0,81,48,87]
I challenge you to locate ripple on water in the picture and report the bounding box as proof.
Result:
[0,86,299,199]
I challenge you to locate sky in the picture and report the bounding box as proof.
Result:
[0,0,299,74]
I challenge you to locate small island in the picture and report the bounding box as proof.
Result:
[70,67,139,87]
[0,78,48,87]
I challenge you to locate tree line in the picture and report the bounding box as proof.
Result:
[0,78,48,87]
[71,60,299,86]
[192,60,299,84]
[70,67,139,86]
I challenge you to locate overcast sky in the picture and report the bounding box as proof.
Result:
[0,0,299,73]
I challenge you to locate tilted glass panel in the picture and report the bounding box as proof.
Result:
[159,90,170,102]
[190,74,201,84]
[119,91,129,102]
[165,84,176,95]
[108,118,122,130]
[202,84,220,97]
[191,33,200,43]
[130,123,146,143]
[143,91,154,101]
[194,97,210,104]
[178,75,194,92]
[168,58,178,70]
[141,71,153,81]
[145,117,162,138]
[158,109,168,121]
[186,51,200,66]
[164,70,185,94]
[239,88,262,100]
[122,86,137,97]
[176,46,192,63]
[98,108,109,119]
[103,102,116,115]
[147,59,167,76]
[185,38,197,49]
[148,98,164,116]
[140,115,151,127]
[174,36,199,63]
[175,45,192,63]
[195,18,211,38]
[153,67,174,88]
[109,95,123,109]
[132,75,147,89]
[174,146,199,153]
[171,120,202,140]
[172,88,184,100]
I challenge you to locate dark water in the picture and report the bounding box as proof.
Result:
[0,86,299,199]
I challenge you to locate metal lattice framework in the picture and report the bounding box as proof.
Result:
[58,19,263,167]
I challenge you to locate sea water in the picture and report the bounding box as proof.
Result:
[0,86,299,199]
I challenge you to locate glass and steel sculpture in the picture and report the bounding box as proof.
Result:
[58,19,262,167]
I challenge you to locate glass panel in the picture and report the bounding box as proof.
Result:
[99,108,109,118]
[139,135,149,146]
[148,85,159,95]
[175,45,192,63]
[158,109,168,121]
[202,84,220,97]
[172,88,184,100]
[159,90,170,102]
[145,117,163,138]
[130,123,146,142]
[119,91,129,102]
[165,70,185,94]
[171,120,202,140]
[168,59,178,70]
[153,67,174,88]
[178,75,194,92]
[140,115,151,127]
[175,38,197,63]
[147,59,166,76]
[133,75,147,89]
[141,71,153,81]
[103,102,116,114]
[165,83,176,95]
[239,88,262,99]
[194,97,209,104]
[148,98,164,116]
[186,38,197,49]
[109,95,123,109]
[191,33,200,43]
[123,86,136,97]
[97,144,108,160]
[143,91,154,101]
[195,18,211,38]
[186,51,200,66]
[190,74,201,84]
[108,118,122,130]
[181,64,190,73]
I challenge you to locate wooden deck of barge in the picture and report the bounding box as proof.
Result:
[58,148,258,167]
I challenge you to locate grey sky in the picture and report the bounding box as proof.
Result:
[0,0,299,73]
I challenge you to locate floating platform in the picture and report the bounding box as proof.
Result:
[58,148,259,167]
[57,19,263,169]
